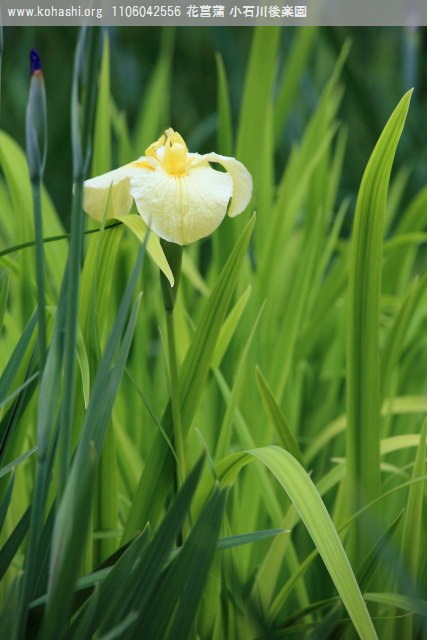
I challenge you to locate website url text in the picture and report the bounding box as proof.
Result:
[7,6,103,19]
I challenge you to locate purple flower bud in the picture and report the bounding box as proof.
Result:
[30,48,42,75]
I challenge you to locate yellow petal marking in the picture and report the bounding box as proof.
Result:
[131,161,155,171]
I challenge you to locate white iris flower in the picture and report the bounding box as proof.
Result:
[83,128,252,246]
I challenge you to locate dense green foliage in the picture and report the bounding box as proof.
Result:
[0,25,426,639]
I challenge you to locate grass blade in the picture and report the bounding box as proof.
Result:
[140,487,227,640]
[0,471,14,533]
[393,419,426,639]
[134,28,174,152]
[0,508,31,581]
[97,458,205,636]
[273,28,317,138]
[255,366,304,466]
[250,446,378,640]
[57,27,101,496]
[123,214,255,539]
[346,91,412,560]
[215,53,233,157]
[91,31,111,177]
[42,242,145,639]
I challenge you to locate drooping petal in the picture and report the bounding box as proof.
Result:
[119,214,174,286]
[130,164,233,245]
[83,160,153,221]
[196,152,253,217]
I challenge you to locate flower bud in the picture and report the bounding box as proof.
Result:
[26,49,47,182]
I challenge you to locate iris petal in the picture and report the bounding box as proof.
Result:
[130,164,233,245]
[83,160,152,221]
[196,152,253,217]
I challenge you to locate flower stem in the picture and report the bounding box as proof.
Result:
[160,239,184,489]
[58,27,101,498]
[31,178,46,367]
[26,51,48,368]
[165,309,186,487]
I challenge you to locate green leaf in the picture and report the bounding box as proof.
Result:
[0,373,38,410]
[91,32,112,177]
[393,419,426,638]
[0,269,9,334]
[260,75,341,288]
[14,274,73,639]
[269,473,427,623]
[98,612,139,640]
[249,446,378,640]
[255,366,304,466]
[0,471,14,534]
[42,243,145,639]
[0,508,31,581]
[96,458,205,636]
[119,214,174,286]
[215,528,286,552]
[305,396,427,464]
[0,447,36,479]
[381,273,427,402]
[0,312,37,414]
[181,252,209,297]
[29,527,150,616]
[59,528,150,638]
[0,130,66,280]
[47,305,90,409]
[364,592,427,616]
[211,447,378,639]
[141,487,227,640]
[346,91,412,559]
[134,29,174,152]
[123,214,255,539]
[308,510,404,640]
[0,368,38,469]
[386,184,427,293]
[271,206,323,401]
[215,303,264,459]
[58,26,102,498]
[236,27,280,180]
[215,53,233,157]
[273,28,317,138]
[211,370,283,524]
[211,286,251,370]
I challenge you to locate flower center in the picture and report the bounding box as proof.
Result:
[145,128,189,177]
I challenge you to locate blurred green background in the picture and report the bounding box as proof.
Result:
[2,26,427,227]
